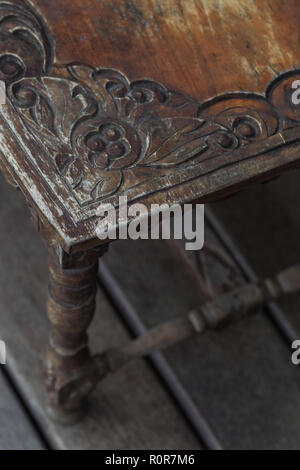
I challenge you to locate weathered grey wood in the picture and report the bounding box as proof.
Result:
[0,174,200,450]
[210,172,300,332]
[104,230,300,449]
[0,371,44,450]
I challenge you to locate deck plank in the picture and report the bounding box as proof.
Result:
[3,164,300,449]
[104,229,300,449]
[0,371,44,450]
[0,175,200,450]
[210,172,300,333]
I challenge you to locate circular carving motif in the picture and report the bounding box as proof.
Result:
[0,54,24,82]
[232,117,260,140]
[79,119,141,171]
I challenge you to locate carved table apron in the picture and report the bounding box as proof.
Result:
[1,0,300,422]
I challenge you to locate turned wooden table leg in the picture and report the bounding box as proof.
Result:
[44,245,108,423]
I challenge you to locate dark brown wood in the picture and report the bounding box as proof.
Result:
[95,262,300,379]
[1,1,300,253]
[24,0,300,101]
[45,245,108,422]
[2,0,300,425]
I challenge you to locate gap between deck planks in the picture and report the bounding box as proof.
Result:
[210,169,300,337]
[0,174,200,450]
[0,369,45,450]
[103,223,300,449]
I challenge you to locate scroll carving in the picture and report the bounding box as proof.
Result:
[0,0,53,84]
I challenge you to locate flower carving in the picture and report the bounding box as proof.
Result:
[84,120,140,171]
[7,63,283,207]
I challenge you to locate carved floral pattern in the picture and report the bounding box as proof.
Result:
[2,0,300,207]
[0,0,53,83]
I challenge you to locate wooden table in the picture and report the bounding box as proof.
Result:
[1,0,300,422]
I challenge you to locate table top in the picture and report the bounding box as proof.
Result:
[1,0,300,252]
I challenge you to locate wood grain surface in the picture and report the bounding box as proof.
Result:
[2,1,300,250]
[35,0,300,100]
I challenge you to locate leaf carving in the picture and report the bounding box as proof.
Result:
[140,117,222,168]
[8,64,286,207]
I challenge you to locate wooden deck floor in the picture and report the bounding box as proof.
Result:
[1,168,300,449]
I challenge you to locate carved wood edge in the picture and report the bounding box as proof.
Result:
[1,0,300,251]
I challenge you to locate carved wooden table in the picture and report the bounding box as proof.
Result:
[1,0,300,423]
